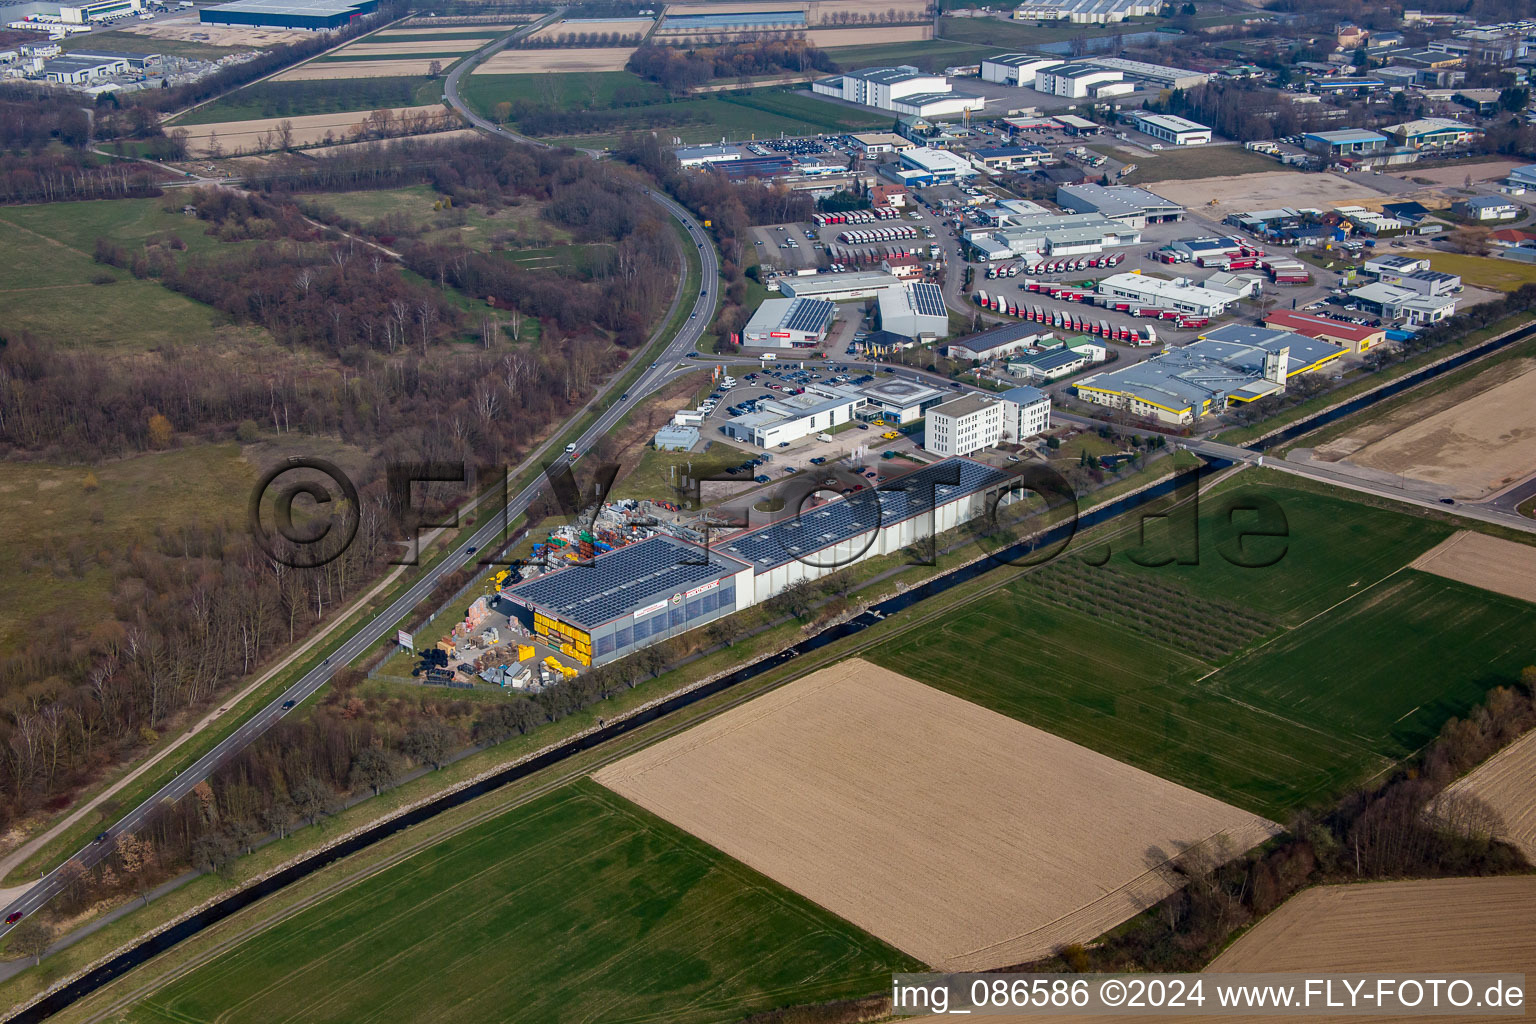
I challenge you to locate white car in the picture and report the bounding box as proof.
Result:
[564,443,576,453]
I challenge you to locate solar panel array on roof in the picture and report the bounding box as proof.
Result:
[784,298,834,335]
[721,458,1010,572]
[505,536,745,630]
[911,283,946,318]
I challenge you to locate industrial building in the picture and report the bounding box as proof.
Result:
[1012,0,1159,23]
[1303,129,1389,157]
[1384,117,1482,150]
[42,52,127,83]
[1263,310,1383,353]
[1348,282,1457,325]
[980,53,1062,87]
[967,212,1142,261]
[1095,272,1239,317]
[811,65,984,117]
[848,132,914,155]
[857,378,949,423]
[58,0,140,23]
[896,147,979,184]
[1033,63,1124,98]
[742,297,836,348]
[1084,58,1209,91]
[675,145,740,167]
[720,458,1012,606]
[502,535,751,667]
[1454,195,1520,221]
[1055,183,1184,227]
[1127,111,1212,146]
[653,422,700,451]
[200,0,377,29]
[722,383,866,447]
[877,282,949,340]
[503,458,1016,665]
[779,270,901,302]
[1008,346,1088,382]
[969,145,1052,172]
[1074,327,1343,425]
[946,324,1053,362]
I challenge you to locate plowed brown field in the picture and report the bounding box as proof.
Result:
[1411,531,1536,604]
[594,659,1277,971]
[1434,728,1536,863]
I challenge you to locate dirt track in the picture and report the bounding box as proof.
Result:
[1412,531,1536,604]
[594,659,1277,971]
[471,47,637,73]
[1433,727,1536,863]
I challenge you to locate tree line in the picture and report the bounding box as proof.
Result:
[627,37,836,94]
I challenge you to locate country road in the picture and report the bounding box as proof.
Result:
[0,17,720,935]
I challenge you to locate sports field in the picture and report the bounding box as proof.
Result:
[871,483,1536,816]
[119,781,914,1024]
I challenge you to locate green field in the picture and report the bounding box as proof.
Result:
[937,14,1160,46]
[718,91,892,132]
[1093,144,1282,184]
[366,29,510,41]
[60,30,251,60]
[122,781,915,1024]
[457,70,666,117]
[1419,250,1536,292]
[824,38,1005,72]
[0,204,236,349]
[308,185,575,254]
[171,78,444,125]
[870,483,1535,816]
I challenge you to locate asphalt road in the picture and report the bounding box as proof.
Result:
[0,29,719,934]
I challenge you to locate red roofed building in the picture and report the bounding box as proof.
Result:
[882,255,925,280]
[1264,309,1384,354]
[1489,228,1536,247]
[871,184,909,208]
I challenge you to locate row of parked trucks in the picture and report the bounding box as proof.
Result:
[813,209,899,225]
[824,242,917,264]
[973,290,1161,345]
[986,252,1125,280]
[1154,243,1311,285]
[836,225,918,244]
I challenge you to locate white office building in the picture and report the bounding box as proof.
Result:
[980,53,1063,87]
[721,384,867,448]
[925,387,1052,457]
[675,145,740,167]
[1128,111,1212,145]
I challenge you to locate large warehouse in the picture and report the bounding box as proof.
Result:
[1033,63,1124,98]
[742,297,836,348]
[502,535,752,666]
[201,0,377,29]
[779,270,901,302]
[1055,183,1184,227]
[1127,112,1212,146]
[980,53,1062,87]
[503,459,1014,664]
[811,65,984,117]
[877,282,949,340]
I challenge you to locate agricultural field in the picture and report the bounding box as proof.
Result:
[458,70,667,116]
[1434,727,1536,863]
[0,205,237,349]
[596,660,1278,970]
[871,483,1536,816]
[274,59,448,80]
[1412,531,1536,605]
[1209,877,1536,973]
[114,781,915,1023]
[823,37,1003,71]
[1311,359,1536,500]
[172,78,444,125]
[803,24,931,46]
[472,46,638,74]
[176,105,454,157]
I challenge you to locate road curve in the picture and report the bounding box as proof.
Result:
[0,24,720,935]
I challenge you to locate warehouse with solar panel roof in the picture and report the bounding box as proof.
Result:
[501,458,1014,665]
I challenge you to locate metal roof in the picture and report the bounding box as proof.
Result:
[504,535,746,631]
[719,458,1010,572]
[205,0,369,13]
